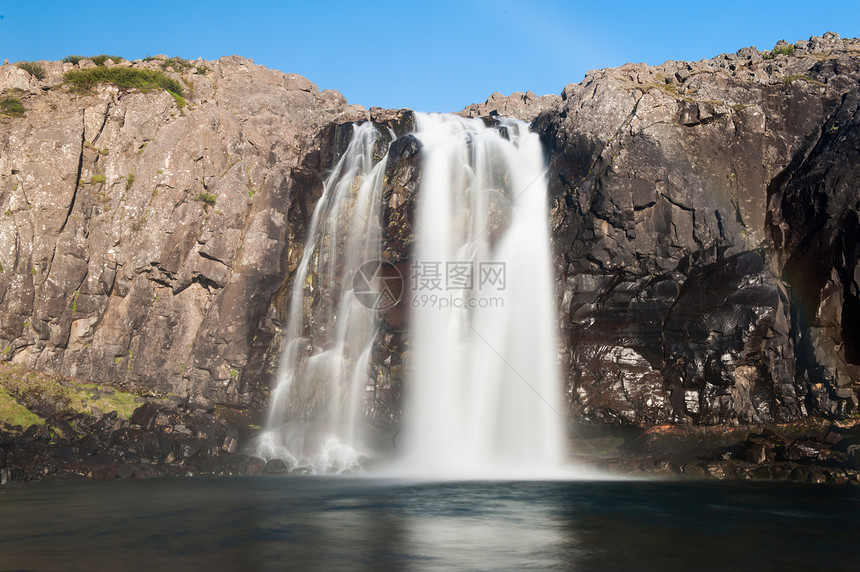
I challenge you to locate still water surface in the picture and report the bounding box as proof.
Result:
[1,476,858,570]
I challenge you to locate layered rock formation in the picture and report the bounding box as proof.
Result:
[537,32,860,428]
[1,33,858,439]
[0,55,370,409]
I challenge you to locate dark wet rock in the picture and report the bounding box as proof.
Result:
[682,463,707,478]
[130,402,160,431]
[245,456,267,476]
[76,454,118,480]
[111,428,162,458]
[265,458,289,474]
[784,440,824,461]
[847,445,860,470]
[289,466,312,475]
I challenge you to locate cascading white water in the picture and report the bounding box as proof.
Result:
[256,123,389,473]
[258,114,567,477]
[399,113,566,477]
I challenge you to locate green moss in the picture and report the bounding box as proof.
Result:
[0,386,44,430]
[63,67,184,98]
[16,61,46,80]
[0,95,25,118]
[169,90,186,109]
[3,209,12,217]
[0,363,142,422]
[125,173,135,190]
[90,174,106,184]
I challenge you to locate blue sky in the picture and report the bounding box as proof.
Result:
[1,1,857,112]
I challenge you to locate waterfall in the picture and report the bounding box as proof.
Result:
[256,123,389,473]
[258,114,566,477]
[400,114,565,477]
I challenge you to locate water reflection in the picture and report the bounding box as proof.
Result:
[0,478,858,570]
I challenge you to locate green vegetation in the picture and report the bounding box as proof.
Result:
[160,56,191,71]
[126,173,135,190]
[169,90,186,109]
[63,54,124,66]
[196,65,209,75]
[16,61,46,80]
[63,67,184,98]
[763,44,796,60]
[783,74,825,86]
[0,94,25,117]
[90,174,106,184]
[90,54,123,66]
[196,192,216,207]
[0,364,142,429]
[0,386,44,430]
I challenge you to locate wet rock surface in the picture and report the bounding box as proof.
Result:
[0,398,268,484]
[581,418,860,484]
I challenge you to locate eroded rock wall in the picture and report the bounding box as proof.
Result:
[0,56,368,408]
[537,33,860,427]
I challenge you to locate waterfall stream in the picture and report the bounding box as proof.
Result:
[258,114,566,477]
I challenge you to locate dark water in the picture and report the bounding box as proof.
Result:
[1,476,858,571]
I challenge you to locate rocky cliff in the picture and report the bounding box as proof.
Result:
[0,55,373,409]
[537,32,860,428]
[1,33,858,435]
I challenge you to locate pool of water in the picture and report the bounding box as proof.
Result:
[1,476,858,570]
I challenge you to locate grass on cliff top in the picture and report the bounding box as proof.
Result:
[16,61,46,80]
[0,362,142,431]
[63,67,184,98]
[763,44,796,59]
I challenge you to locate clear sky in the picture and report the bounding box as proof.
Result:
[1,1,857,112]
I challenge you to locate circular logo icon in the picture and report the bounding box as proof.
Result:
[352,260,404,311]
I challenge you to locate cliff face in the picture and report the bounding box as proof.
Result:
[0,56,371,408]
[1,34,858,431]
[537,32,860,427]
